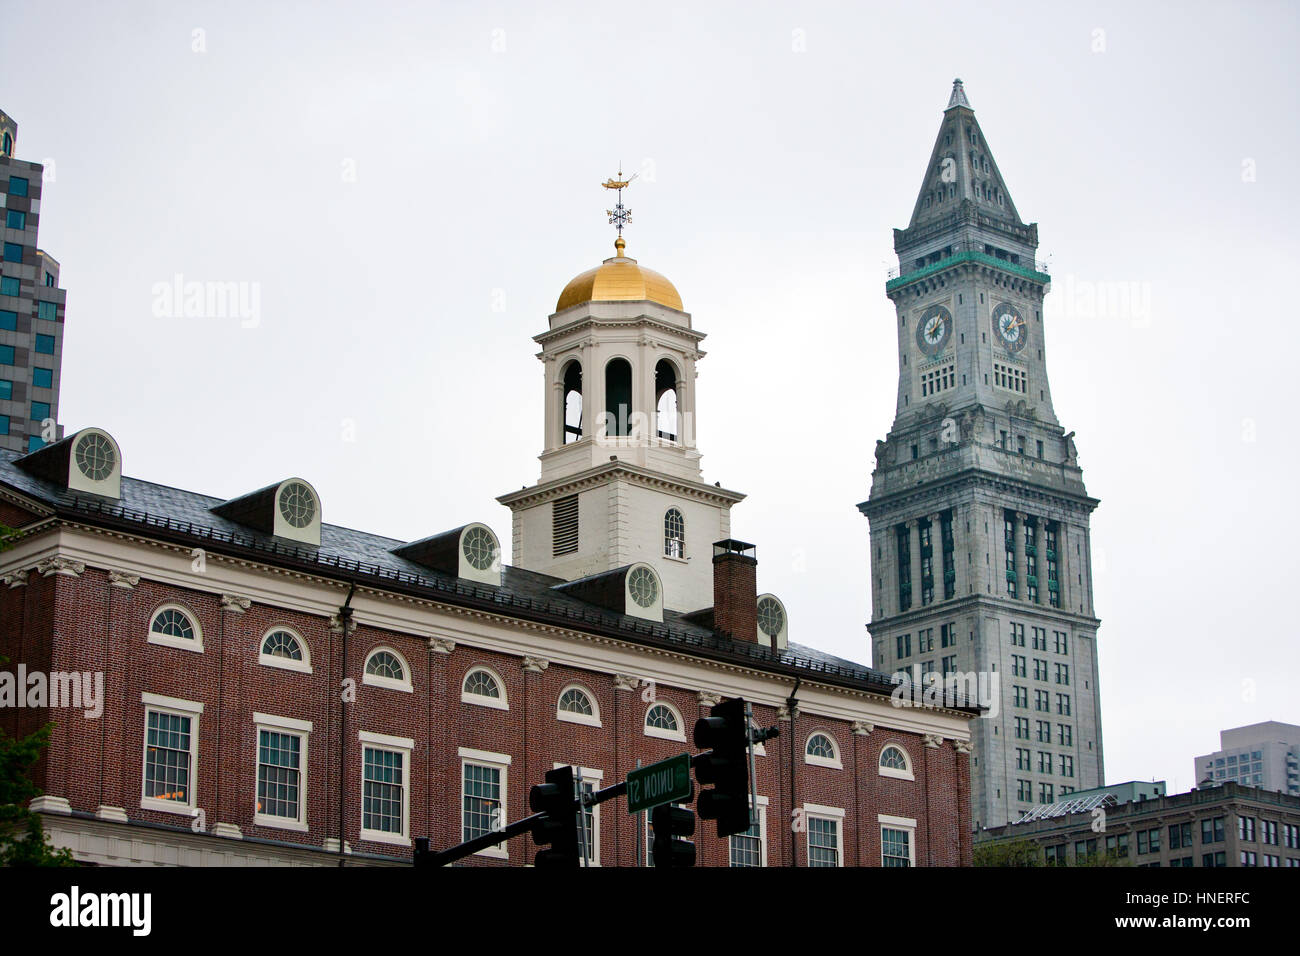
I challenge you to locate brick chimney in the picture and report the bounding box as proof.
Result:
[712,539,757,642]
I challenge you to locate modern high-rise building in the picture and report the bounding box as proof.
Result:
[0,108,66,456]
[859,81,1103,830]
[1195,722,1300,796]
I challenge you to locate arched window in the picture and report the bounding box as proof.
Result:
[363,647,412,692]
[260,627,311,673]
[879,745,915,780]
[655,359,678,442]
[557,684,601,726]
[644,702,685,741]
[806,732,842,768]
[148,604,203,653]
[462,666,508,710]
[664,508,685,559]
[605,358,633,437]
[562,360,583,444]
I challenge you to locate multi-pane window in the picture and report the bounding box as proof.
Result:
[941,655,956,676]
[881,827,912,867]
[896,634,911,659]
[1106,833,1130,859]
[1262,821,1278,845]
[1056,694,1071,716]
[1053,630,1068,654]
[1012,655,1027,677]
[462,762,501,843]
[1284,824,1299,849]
[1033,658,1047,681]
[363,747,406,836]
[1014,717,1030,739]
[1202,851,1226,867]
[1035,720,1050,742]
[940,514,955,600]
[919,522,934,605]
[1032,627,1047,651]
[1055,663,1070,685]
[1016,748,1031,771]
[896,525,912,611]
[1239,816,1256,842]
[940,622,955,648]
[919,363,955,398]
[1004,516,1017,597]
[1203,816,1225,843]
[1038,783,1053,803]
[993,362,1027,393]
[0,275,19,296]
[1168,822,1192,850]
[1034,690,1050,712]
[1059,755,1074,777]
[807,816,840,867]
[1017,779,1032,801]
[729,801,765,867]
[1037,751,1052,774]
[663,508,685,558]
[1010,622,1025,647]
[1058,724,1073,746]
[1241,851,1257,867]
[1024,520,1038,602]
[917,628,933,653]
[257,730,302,822]
[143,709,193,806]
[1046,525,1060,607]
[36,300,57,321]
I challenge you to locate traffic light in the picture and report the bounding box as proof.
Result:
[693,697,751,838]
[651,800,696,867]
[529,765,580,868]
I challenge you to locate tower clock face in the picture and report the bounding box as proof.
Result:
[992,302,1028,353]
[915,305,953,357]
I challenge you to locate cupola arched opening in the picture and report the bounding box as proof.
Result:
[562,359,583,444]
[605,358,633,437]
[655,359,678,442]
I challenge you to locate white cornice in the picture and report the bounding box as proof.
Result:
[497,461,745,509]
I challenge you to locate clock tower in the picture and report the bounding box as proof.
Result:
[859,81,1104,830]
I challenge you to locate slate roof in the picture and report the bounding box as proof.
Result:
[0,448,978,711]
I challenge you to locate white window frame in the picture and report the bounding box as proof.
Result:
[804,731,843,769]
[729,794,769,867]
[879,743,916,781]
[362,646,412,693]
[643,701,686,742]
[804,803,845,867]
[460,747,511,859]
[556,683,601,727]
[554,763,604,866]
[258,626,312,674]
[461,665,508,710]
[140,692,203,816]
[146,603,204,654]
[879,813,918,866]
[253,713,311,832]
[359,730,413,846]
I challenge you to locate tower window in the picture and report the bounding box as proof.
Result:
[993,362,1027,394]
[562,360,583,444]
[664,508,685,559]
[919,363,955,397]
[604,358,632,438]
[655,359,678,442]
[552,495,579,556]
[896,526,912,612]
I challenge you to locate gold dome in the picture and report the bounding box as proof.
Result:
[556,238,683,312]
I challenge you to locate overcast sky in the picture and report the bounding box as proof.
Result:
[4,0,1297,794]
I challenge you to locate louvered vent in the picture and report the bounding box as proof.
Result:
[552,494,579,556]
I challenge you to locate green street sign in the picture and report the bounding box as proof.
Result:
[627,753,692,814]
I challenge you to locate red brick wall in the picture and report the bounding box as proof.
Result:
[21,566,972,866]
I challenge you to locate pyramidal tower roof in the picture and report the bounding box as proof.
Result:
[907,79,1022,230]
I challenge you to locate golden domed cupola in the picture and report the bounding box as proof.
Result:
[556,237,684,313]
